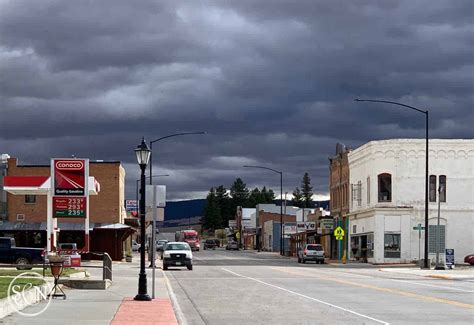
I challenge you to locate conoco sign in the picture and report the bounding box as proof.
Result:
[53,159,86,196]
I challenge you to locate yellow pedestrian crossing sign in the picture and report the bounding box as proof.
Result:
[334,226,344,240]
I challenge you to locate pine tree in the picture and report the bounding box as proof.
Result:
[261,186,275,203]
[203,188,222,230]
[300,172,313,208]
[248,187,261,207]
[292,187,303,208]
[230,178,250,208]
[215,185,232,226]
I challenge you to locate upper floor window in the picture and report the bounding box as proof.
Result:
[25,195,36,204]
[429,175,437,202]
[367,177,370,204]
[378,173,392,202]
[439,175,446,202]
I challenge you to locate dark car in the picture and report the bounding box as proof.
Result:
[226,241,239,251]
[156,240,169,252]
[464,254,474,265]
[204,239,217,250]
[0,237,44,270]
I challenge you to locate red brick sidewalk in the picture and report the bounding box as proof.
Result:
[111,297,178,325]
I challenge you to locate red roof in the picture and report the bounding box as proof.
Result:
[3,176,49,187]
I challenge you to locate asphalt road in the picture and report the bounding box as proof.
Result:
[163,248,474,325]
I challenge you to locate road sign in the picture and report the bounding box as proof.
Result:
[413,223,425,231]
[445,249,454,268]
[53,197,86,218]
[334,226,344,240]
[229,220,237,228]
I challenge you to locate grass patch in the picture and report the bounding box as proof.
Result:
[0,267,85,277]
[0,276,45,299]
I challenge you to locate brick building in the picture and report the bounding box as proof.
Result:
[0,157,133,260]
[328,143,351,259]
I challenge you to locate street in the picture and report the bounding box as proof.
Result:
[164,249,474,325]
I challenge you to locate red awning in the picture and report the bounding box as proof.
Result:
[4,176,48,187]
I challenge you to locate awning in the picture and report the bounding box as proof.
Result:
[3,176,100,195]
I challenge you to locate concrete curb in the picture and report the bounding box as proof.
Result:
[0,282,52,319]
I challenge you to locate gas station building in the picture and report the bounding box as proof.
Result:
[0,155,134,260]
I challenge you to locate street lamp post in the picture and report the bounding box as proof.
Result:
[149,132,206,185]
[243,165,284,256]
[134,137,152,301]
[354,99,430,269]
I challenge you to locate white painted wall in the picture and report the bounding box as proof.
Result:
[348,139,474,264]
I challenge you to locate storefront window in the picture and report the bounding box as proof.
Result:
[384,233,400,258]
[367,233,374,258]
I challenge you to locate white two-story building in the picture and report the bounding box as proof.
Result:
[347,139,473,264]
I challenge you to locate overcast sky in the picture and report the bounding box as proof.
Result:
[1,0,472,200]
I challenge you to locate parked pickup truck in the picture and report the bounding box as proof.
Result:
[0,237,45,270]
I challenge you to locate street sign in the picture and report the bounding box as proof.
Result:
[413,223,425,231]
[334,226,344,240]
[53,197,86,218]
[445,249,454,268]
[229,220,237,228]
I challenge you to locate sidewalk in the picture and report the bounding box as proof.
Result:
[2,253,178,324]
[379,266,474,280]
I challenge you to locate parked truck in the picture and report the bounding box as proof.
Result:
[175,230,200,251]
[0,237,45,269]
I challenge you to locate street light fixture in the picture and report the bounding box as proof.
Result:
[149,132,206,185]
[354,99,430,269]
[134,137,152,301]
[243,165,284,256]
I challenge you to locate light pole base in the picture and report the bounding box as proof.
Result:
[434,265,446,270]
[134,293,152,301]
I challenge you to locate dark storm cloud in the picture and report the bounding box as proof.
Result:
[1,0,473,200]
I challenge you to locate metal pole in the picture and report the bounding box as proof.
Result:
[149,142,153,185]
[435,186,445,270]
[424,111,430,269]
[280,172,283,256]
[134,165,151,301]
[418,226,421,263]
[152,186,157,298]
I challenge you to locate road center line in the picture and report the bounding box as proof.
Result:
[294,268,474,293]
[271,267,474,310]
[221,268,389,325]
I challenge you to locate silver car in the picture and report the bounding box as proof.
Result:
[298,244,325,264]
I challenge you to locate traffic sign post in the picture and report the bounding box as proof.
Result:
[413,223,425,263]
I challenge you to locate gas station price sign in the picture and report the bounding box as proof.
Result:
[53,197,86,218]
